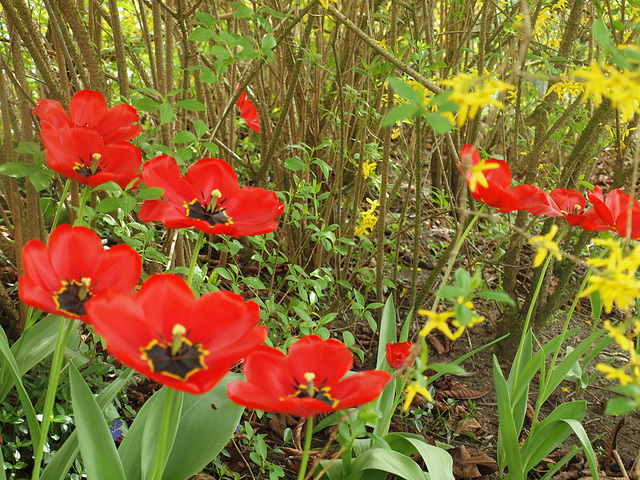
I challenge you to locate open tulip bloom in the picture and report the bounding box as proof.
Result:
[19,224,141,322]
[40,124,142,188]
[139,155,284,237]
[33,89,141,145]
[459,145,519,212]
[85,274,267,394]
[227,335,391,417]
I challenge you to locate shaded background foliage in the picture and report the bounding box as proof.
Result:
[0,0,633,351]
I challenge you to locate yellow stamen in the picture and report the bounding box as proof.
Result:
[171,324,187,356]
[303,372,316,397]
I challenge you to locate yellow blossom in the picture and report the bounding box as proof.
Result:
[354,198,380,236]
[603,320,636,352]
[467,158,500,192]
[403,381,434,411]
[529,225,562,268]
[318,0,337,8]
[362,160,377,179]
[597,363,634,386]
[441,73,515,127]
[418,309,463,340]
[545,74,584,98]
[581,239,640,312]
[576,61,640,122]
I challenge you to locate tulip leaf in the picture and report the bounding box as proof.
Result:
[41,368,134,480]
[385,432,454,479]
[344,446,428,480]
[375,296,397,371]
[119,374,243,480]
[162,374,245,480]
[0,329,41,446]
[69,364,127,480]
[141,388,184,480]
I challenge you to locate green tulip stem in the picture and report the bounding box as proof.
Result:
[74,185,93,227]
[150,388,177,480]
[186,230,205,289]
[298,416,314,480]
[31,317,74,480]
[51,179,71,230]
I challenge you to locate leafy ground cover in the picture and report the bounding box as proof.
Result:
[2,0,640,479]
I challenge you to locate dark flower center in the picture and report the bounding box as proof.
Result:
[73,152,106,177]
[53,278,93,317]
[287,372,339,408]
[140,324,208,381]
[183,189,233,226]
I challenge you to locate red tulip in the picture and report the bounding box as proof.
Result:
[237,91,260,133]
[18,225,141,322]
[227,335,391,417]
[40,124,142,188]
[459,145,519,212]
[511,184,563,216]
[85,274,267,394]
[385,341,414,369]
[34,89,141,145]
[139,155,284,237]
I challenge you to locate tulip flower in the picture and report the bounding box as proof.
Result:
[85,274,267,394]
[40,124,142,188]
[18,225,141,322]
[459,145,519,212]
[139,155,284,237]
[237,91,260,133]
[385,341,414,369]
[34,89,141,144]
[227,335,391,417]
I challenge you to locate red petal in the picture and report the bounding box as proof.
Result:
[185,158,240,203]
[142,156,195,204]
[47,225,105,283]
[330,370,391,409]
[616,205,640,239]
[549,188,586,213]
[96,104,142,144]
[237,92,260,133]
[587,187,615,228]
[483,160,512,190]
[511,184,561,216]
[33,99,72,129]
[288,336,353,388]
[68,90,108,128]
[473,183,519,212]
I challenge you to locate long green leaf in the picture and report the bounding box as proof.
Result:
[375,296,397,370]
[493,355,524,480]
[141,388,183,480]
[345,447,427,480]
[0,330,41,444]
[521,401,586,472]
[542,329,606,403]
[41,368,134,480]
[162,374,244,480]
[560,419,598,479]
[0,314,60,399]
[69,364,127,480]
[385,432,454,480]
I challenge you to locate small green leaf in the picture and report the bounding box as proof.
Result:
[477,290,516,306]
[387,76,421,103]
[243,277,266,290]
[176,99,207,112]
[605,396,637,415]
[188,27,215,42]
[0,162,37,177]
[284,157,306,171]
[15,142,42,155]
[172,131,197,143]
[160,101,175,125]
[231,1,253,18]
[382,103,420,127]
[261,33,276,51]
[136,187,165,200]
[425,113,452,134]
[29,170,54,191]
[96,197,122,213]
[133,97,161,112]
[428,363,465,375]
